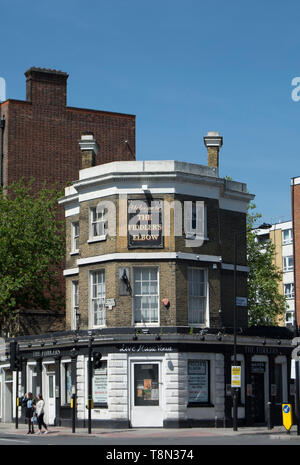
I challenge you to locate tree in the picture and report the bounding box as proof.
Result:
[0,179,65,334]
[247,202,286,326]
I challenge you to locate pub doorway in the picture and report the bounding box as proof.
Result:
[130,359,163,427]
[251,361,266,424]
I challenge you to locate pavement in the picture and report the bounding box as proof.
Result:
[0,421,299,440]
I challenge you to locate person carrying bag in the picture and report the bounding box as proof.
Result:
[23,392,35,434]
[35,394,48,434]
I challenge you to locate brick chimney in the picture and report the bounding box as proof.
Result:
[79,133,99,169]
[203,131,223,176]
[25,67,68,106]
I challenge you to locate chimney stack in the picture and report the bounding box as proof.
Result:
[79,133,99,169]
[203,131,223,176]
[25,67,68,106]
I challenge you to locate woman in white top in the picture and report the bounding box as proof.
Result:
[35,394,48,434]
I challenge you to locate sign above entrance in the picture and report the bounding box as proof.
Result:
[32,349,61,358]
[119,344,175,353]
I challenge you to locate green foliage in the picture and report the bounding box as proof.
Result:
[247,202,286,326]
[0,179,65,332]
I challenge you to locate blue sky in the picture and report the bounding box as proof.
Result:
[1,0,300,225]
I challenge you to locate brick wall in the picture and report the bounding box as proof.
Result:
[64,191,248,330]
[0,68,136,333]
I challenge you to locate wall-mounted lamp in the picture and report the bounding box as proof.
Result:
[121,268,131,293]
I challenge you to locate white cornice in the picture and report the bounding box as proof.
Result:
[58,161,254,215]
[63,252,249,273]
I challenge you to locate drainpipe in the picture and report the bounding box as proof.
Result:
[0,117,5,187]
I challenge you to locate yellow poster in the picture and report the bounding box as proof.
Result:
[231,366,241,388]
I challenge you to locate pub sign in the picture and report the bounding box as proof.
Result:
[128,199,163,248]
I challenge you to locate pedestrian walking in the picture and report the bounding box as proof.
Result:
[35,394,48,434]
[22,392,35,434]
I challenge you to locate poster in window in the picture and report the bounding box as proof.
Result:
[65,365,72,404]
[128,199,163,248]
[93,363,107,403]
[188,360,209,404]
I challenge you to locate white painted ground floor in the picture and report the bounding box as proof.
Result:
[0,329,294,428]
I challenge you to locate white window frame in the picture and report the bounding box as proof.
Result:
[188,267,208,326]
[26,363,37,395]
[283,256,293,272]
[133,267,159,326]
[282,229,293,245]
[71,280,79,330]
[89,207,106,242]
[71,222,79,254]
[61,359,72,406]
[284,283,294,299]
[90,270,106,328]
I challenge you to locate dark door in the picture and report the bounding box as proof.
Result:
[251,373,265,423]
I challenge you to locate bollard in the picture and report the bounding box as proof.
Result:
[71,393,76,433]
[267,401,272,430]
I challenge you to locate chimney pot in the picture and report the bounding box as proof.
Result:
[79,133,99,169]
[203,131,223,175]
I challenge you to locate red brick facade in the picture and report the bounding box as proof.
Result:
[0,67,136,191]
[0,67,136,334]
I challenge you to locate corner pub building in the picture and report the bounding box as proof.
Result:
[0,132,294,428]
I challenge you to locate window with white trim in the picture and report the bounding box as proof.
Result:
[184,200,207,240]
[282,229,293,245]
[90,207,106,239]
[284,283,294,299]
[71,280,79,330]
[188,267,207,325]
[283,256,293,272]
[61,362,72,406]
[133,267,159,324]
[71,222,79,253]
[91,270,106,326]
